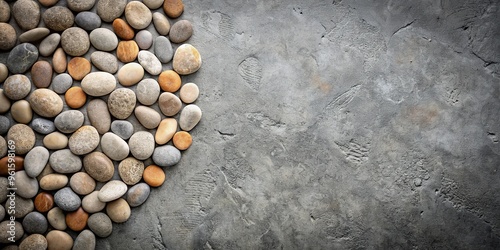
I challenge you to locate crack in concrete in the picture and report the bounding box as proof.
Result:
[391,19,417,38]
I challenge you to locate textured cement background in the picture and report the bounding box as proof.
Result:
[2,0,500,249]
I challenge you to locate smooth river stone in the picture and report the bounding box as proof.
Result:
[82,191,105,213]
[6,196,33,218]
[39,33,60,56]
[55,110,85,133]
[158,92,182,116]
[143,0,163,9]
[84,152,114,182]
[68,57,91,80]
[36,164,54,182]
[138,50,161,75]
[67,0,95,12]
[34,192,54,212]
[127,183,150,207]
[152,145,181,167]
[135,30,153,50]
[153,12,170,35]
[135,106,161,129]
[0,221,23,243]
[108,88,136,119]
[87,213,112,237]
[179,104,202,131]
[7,124,35,154]
[24,146,49,178]
[11,100,32,124]
[155,118,177,145]
[48,207,67,230]
[0,23,16,50]
[74,230,96,250]
[110,120,134,140]
[29,89,63,118]
[116,40,139,63]
[143,165,165,187]
[90,51,118,73]
[97,0,127,22]
[40,174,68,190]
[22,211,47,234]
[16,170,39,198]
[0,1,10,23]
[70,172,96,195]
[128,131,155,160]
[90,28,118,51]
[106,198,131,223]
[46,230,73,249]
[155,36,174,63]
[158,70,181,92]
[49,149,82,174]
[3,74,31,100]
[61,27,90,56]
[180,82,200,103]
[19,234,48,250]
[0,63,8,83]
[117,62,144,86]
[98,180,127,202]
[69,126,100,155]
[65,87,87,109]
[173,44,202,75]
[173,131,192,150]
[43,6,74,31]
[43,132,68,150]
[18,27,50,43]
[7,43,38,74]
[53,48,67,73]
[86,99,111,135]
[113,18,134,40]
[31,60,53,88]
[0,90,10,113]
[81,72,117,96]
[118,157,144,185]
[125,1,152,30]
[163,0,184,19]
[38,0,59,7]
[0,155,23,176]
[66,207,89,232]
[136,79,160,105]
[12,0,40,30]
[0,116,9,134]
[169,20,193,43]
[54,187,81,211]
[100,132,130,161]
[75,11,102,31]
[0,137,5,158]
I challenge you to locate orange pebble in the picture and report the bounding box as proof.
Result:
[0,156,23,176]
[158,70,181,92]
[113,18,135,40]
[116,40,139,63]
[34,192,54,213]
[67,57,91,80]
[66,207,89,232]
[143,165,165,187]
[172,131,192,150]
[65,87,87,109]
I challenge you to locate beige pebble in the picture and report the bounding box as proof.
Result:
[83,152,115,182]
[179,82,199,103]
[46,230,73,250]
[158,92,182,116]
[117,62,144,86]
[52,48,67,74]
[134,106,161,129]
[29,89,64,118]
[155,118,177,145]
[82,191,106,213]
[106,198,131,223]
[40,173,68,191]
[11,100,32,124]
[47,207,67,230]
[173,43,202,75]
[0,89,10,113]
[70,172,96,196]
[43,132,68,150]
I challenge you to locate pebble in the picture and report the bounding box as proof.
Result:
[173,131,192,150]
[135,30,153,50]
[69,126,100,155]
[12,0,40,30]
[49,149,82,174]
[98,180,127,202]
[118,157,145,185]
[46,230,73,250]
[6,196,34,218]
[34,192,54,212]
[3,74,31,100]
[110,120,134,140]
[43,6,74,32]
[113,18,134,40]
[138,50,162,75]
[153,12,170,35]
[22,211,48,234]
[66,207,89,231]
[81,72,117,97]
[73,230,96,250]
[108,88,137,119]
[75,11,102,31]
[52,48,67,73]
[7,43,39,74]
[39,33,60,56]
[117,62,144,86]
[0,221,23,243]
[61,27,90,56]
[11,100,32,124]
[158,70,181,92]
[152,145,181,167]
[31,60,53,88]
[0,155,23,175]
[47,207,67,230]
[163,0,184,19]
[96,0,127,22]
[0,90,10,113]
[54,110,85,133]
[100,132,130,161]
[106,198,131,223]
[179,104,202,131]
[180,82,200,103]
[36,164,54,182]
[137,79,160,105]
[0,205,3,221]
[127,183,150,207]
[67,0,96,12]
[38,0,58,7]
[43,132,68,150]
[158,92,182,116]
[29,89,63,118]
[134,106,161,129]
[68,57,91,80]
[18,27,50,43]
[86,99,111,134]
[19,234,47,250]
[0,177,6,203]
[54,187,81,211]
[83,152,114,182]
[170,20,193,43]
[128,131,155,160]
[24,146,49,177]
[90,28,119,51]
[87,213,112,237]
[0,63,8,83]
[0,137,5,158]
[116,40,139,63]
[144,0,163,9]
[125,1,152,29]
[7,124,35,154]
[0,23,16,50]
[16,170,39,198]
[70,172,96,195]
[0,0,10,22]
[65,86,87,109]
[143,165,165,187]
[82,191,106,213]
[155,118,177,145]
[173,44,202,75]
[0,116,9,134]
[90,51,118,73]
[155,36,174,63]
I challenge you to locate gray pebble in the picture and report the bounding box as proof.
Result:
[90,28,118,52]
[22,211,48,234]
[16,171,39,199]
[98,180,127,202]
[169,20,193,44]
[143,0,163,9]
[24,146,50,178]
[90,51,119,74]
[96,0,127,22]
[54,110,85,133]
[43,6,74,32]
[152,145,181,167]
[49,149,82,174]
[0,136,5,157]
[135,30,153,50]
[100,132,129,161]
[154,36,174,63]
[31,118,56,134]
[18,27,50,43]
[0,205,4,221]
[52,73,73,94]
[87,213,112,237]
[39,33,61,57]
[6,195,34,218]
[73,230,96,250]
[67,0,96,12]
[179,104,202,131]
[61,27,90,57]
[136,79,160,106]
[126,183,150,207]
[75,11,102,31]
[12,0,40,30]
[0,177,7,204]
[0,116,10,134]
[7,43,39,74]
[54,187,81,212]
[0,221,23,244]
[110,120,134,140]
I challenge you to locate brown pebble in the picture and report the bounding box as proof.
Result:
[10,100,32,124]
[31,61,53,88]
[46,230,73,250]
[67,57,91,80]
[38,0,59,7]
[113,18,135,40]
[158,70,181,92]
[173,131,192,150]
[65,87,87,109]
[66,207,88,232]
[0,156,24,176]
[163,0,184,18]
[116,40,139,63]
[106,198,131,223]
[143,165,165,187]
[34,191,54,213]
[52,48,67,74]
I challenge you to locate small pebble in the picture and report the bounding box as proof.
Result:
[31,60,53,88]
[18,27,50,43]
[90,28,119,51]
[7,124,35,154]
[29,88,63,118]
[68,57,91,80]
[169,20,193,43]
[52,48,68,73]
[43,132,68,150]
[39,33,61,56]
[67,0,96,12]
[117,62,144,86]
[108,88,136,119]
[90,51,119,73]
[22,211,48,234]
[0,90,10,113]
[3,74,31,100]
[173,131,193,150]
[16,170,39,199]
[158,70,181,92]
[180,82,200,103]
[179,104,202,131]
[0,116,9,134]
[158,92,182,116]
[118,157,145,186]
[75,11,102,31]
[46,230,73,250]
[125,1,153,29]
[66,207,89,232]
[135,30,153,50]
[24,146,49,178]
[12,0,40,30]
[98,180,127,202]
[129,131,155,160]
[106,198,131,223]
[54,187,82,211]
[153,12,170,35]
[81,72,117,97]
[163,0,184,19]
[11,100,32,124]
[126,182,150,207]
[152,145,181,167]
[38,0,58,7]
[73,230,96,250]
[70,172,96,195]
[47,207,67,230]
[116,40,139,63]
[136,79,160,105]
[61,27,90,56]
[110,120,134,140]
[34,192,54,212]
[173,44,202,75]
[143,165,165,187]
[155,36,174,63]
[43,6,74,31]
[69,125,100,155]
[0,63,8,83]
[113,18,135,40]
[49,149,82,174]
[54,110,85,133]
[100,132,130,161]
[138,50,162,75]
[0,0,10,23]
[0,23,16,50]
[19,234,47,250]
[87,213,112,237]
[155,118,177,145]
[65,86,87,109]
[143,0,163,9]
[83,152,114,182]
[96,0,127,22]
[134,106,161,129]
[82,191,106,213]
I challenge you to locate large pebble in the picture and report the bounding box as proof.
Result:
[0,221,23,243]
[180,82,200,103]
[82,191,106,213]
[12,0,40,30]
[108,88,136,119]
[47,207,67,230]
[54,110,85,133]
[143,165,165,187]
[135,30,153,50]
[117,62,144,86]
[61,27,90,56]
[152,145,181,167]
[170,20,193,43]
[66,207,89,231]
[43,6,74,31]
[158,70,181,92]
[52,48,67,73]
[69,126,100,155]
[135,106,161,129]
[117,40,139,63]
[101,132,129,161]
[153,12,170,35]
[16,170,39,198]
[87,213,112,237]
[0,1,10,23]
[34,192,54,212]
[54,187,81,211]
[118,157,144,185]
[173,44,202,75]
[11,100,32,124]
[29,89,63,118]
[179,104,202,131]
[75,11,102,31]
[46,230,73,249]
[81,72,117,96]
[155,118,177,145]
[43,132,68,150]
[155,36,174,63]
[22,211,48,234]
[74,230,96,250]
[138,50,162,75]
[129,131,155,159]
[163,0,184,19]
[90,51,118,73]
[19,234,48,250]
[39,33,61,56]
[24,146,49,178]
[113,18,134,40]
[65,87,87,109]
[98,180,127,202]
[6,196,34,218]
[127,183,150,207]
[0,23,16,50]
[0,90,10,113]
[0,155,23,176]
[40,174,68,190]
[68,0,96,12]
[0,116,9,134]
[3,74,31,100]
[68,57,91,80]
[7,124,35,154]
[144,0,163,9]
[136,79,160,105]
[7,43,38,74]
[125,1,152,29]
[19,27,50,43]
[70,172,96,195]
[87,99,111,134]
[158,92,182,116]
[97,0,127,22]
[83,152,114,182]
[106,198,131,223]
[110,120,134,140]
[49,149,82,174]
[90,28,118,51]
[31,61,53,88]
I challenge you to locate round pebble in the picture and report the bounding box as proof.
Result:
[138,50,162,75]
[83,152,114,182]
[43,6,74,32]
[7,124,35,154]
[52,48,67,73]
[173,44,202,75]
[135,30,153,50]
[180,82,200,103]
[67,0,96,12]
[155,118,177,145]
[98,180,127,202]
[83,99,111,136]
[152,145,181,167]
[12,0,40,30]
[0,221,23,243]
[24,146,49,177]
[46,230,73,250]
[31,60,53,88]
[100,132,130,161]
[68,57,91,80]
[75,11,102,31]
[47,207,67,230]
[126,183,150,207]
[163,0,184,19]
[134,106,161,129]
[158,92,182,116]
[38,0,58,7]
[0,23,16,50]
[0,90,10,113]
[87,213,112,237]
[19,234,47,250]
[118,157,145,186]
[179,104,202,131]
[16,170,39,198]
[3,74,31,100]
[128,131,155,160]
[108,88,137,119]
[116,40,139,63]
[54,187,81,212]
[143,165,165,187]
[137,79,160,105]
[106,198,131,223]
[96,0,127,22]
[113,18,135,40]
[74,230,96,250]
[0,116,9,133]
[39,33,61,56]
[69,125,100,155]
[173,131,193,150]
[144,0,163,9]
[152,12,170,35]
[54,110,85,133]
[61,27,90,56]
[90,51,119,73]
[11,100,32,124]
[82,191,106,213]
[158,70,181,92]
[0,155,23,175]
[18,27,50,43]
[117,62,144,86]
[43,132,68,150]
[6,196,34,218]
[0,0,10,23]
[34,192,54,212]
[155,36,174,63]
[66,207,89,231]
[22,211,48,234]
[90,28,119,51]
[65,87,87,109]
[110,120,134,140]
[49,149,82,174]
[29,88,63,118]
[125,1,152,30]
[0,63,8,83]
[170,20,193,43]
[81,71,117,96]
[70,172,96,195]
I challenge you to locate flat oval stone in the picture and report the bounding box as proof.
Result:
[49,149,82,174]
[74,230,96,250]
[46,230,73,249]
[16,170,39,198]
[0,23,16,50]
[117,62,144,86]
[70,172,96,195]
[134,106,161,129]
[29,89,63,118]
[65,86,87,109]
[7,43,38,74]
[144,0,163,9]
[11,100,32,124]
[43,132,68,150]
[163,0,184,19]
[118,157,144,185]
[179,104,202,131]
[155,36,174,63]
[127,182,150,207]
[12,0,40,30]
[19,234,47,250]
[67,0,95,12]
[152,145,181,167]
[22,211,47,234]
[173,131,192,150]
[98,180,127,202]
[143,165,165,187]
[18,27,50,43]
[90,28,118,51]
[55,110,85,133]
[40,173,68,190]
[137,79,160,105]
[110,120,134,140]
[116,40,139,63]
[158,70,181,93]
[47,207,67,230]
[52,48,67,73]
[81,72,117,96]
[0,221,23,243]
[68,57,91,80]
[128,131,155,160]
[83,152,114,182]
[0,1,10,23]
[106,198,131,223]
[96,0,127,22]
[135,30,153,50]
[87,213,112,237]
[34,192,54,213]
[39,33,60,56]
[43,6,74,31]
[66,207,89,232]
[90,51,118,73]
[24,146,49,178]
[75,11,102,31]
[100,132,129,161]
[7,124,35,154]
[54,187,81,212]
[180,82,200,103]
[3,74,31,100]
[0,155,23,176]
[82,191,105,213]
[31,60,53,88]
[5,196,33,218]
[108,88,136,119]
[69,126,99,155]
[173,44,202,75]
[125,1,152,29]
[155,118,177,145]
[61,27,90,56]
[113,18,134,40]
[138,50,161,75]
[153,12,170,35]
[158,92,182,116]
[170,20,193,43]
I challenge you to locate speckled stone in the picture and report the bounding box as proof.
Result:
[75,11,102,31]
[117,62,144,86]
[90,51,118,73]
[83,152,114,182]
[152,145,181,167]
[155,118,177,145]
[106,198,131,223]
[0,1,10,23]
[7,124,35,154]
[113,18,135,40]
[0,116,9,134]
[98,180,127,202]
[0,177,7,203]
[19,234,47,250]
[61,27,90,56]
[12,0,40,30]
[87,213,112,237]
[69,125,100,155]
[22,211,48,234]
[47,207,67,230]
[173,44,202,75]
[169,20,193,43]
[16,170,39,198]
[87,99,111,134]
[118,157,145,185]
[67,0,95,12]
[152,12,170,35]
[96,0,127,22]
[40,174,68,190]
[52,48,67,73]
[24,146,49,178]
[0,23,16,50]
[54,110,85,133]
[18,27,50,43]
[6,196,34,218]
[108,88,136,119]
[110,120,134,140]
[0,63,8,83]
[136,79,160,105]
[49,149,82,174]
[46,230,73,249]
[0,137,6,158]
[43,6,74,32]
[7,43,39,74]
[134,106,161,129]
[81,72,117,97]
[155,36,174,63]
[11,100,32,124]
[29,89,63,118]
[126,183,150,207]
[31,60,53,88]
[82,191,106,213]
[100,132,130,161]
[179,104,202,131]
[0,221,23,243]
[73,230,96,250]
[158,92,182,116]
[54,187,81,211]
[90,28,118,51]
[66,207,89,231]
[68,57,91,80]
[39,33,60,56]
[180,82,200,103]
[70,172,96,195]
[163,0,184,19]
[116,40,139,63]
[125,1,152,29]
[42,132,68,150]
[138,50,162,75]
[3,74,31,100]
[135,30,153,50]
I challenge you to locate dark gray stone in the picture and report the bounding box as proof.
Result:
[110,120,134,140]
[6,43,38,74]
[87,213,112,237]
[54,187,81,212]
[75,11,102,31]
[126,183,150,207]
[31,118,56,135]
[22,211,48,234]
[0,116,10,134]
